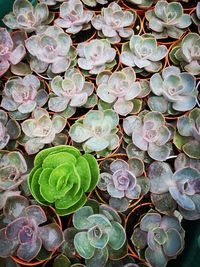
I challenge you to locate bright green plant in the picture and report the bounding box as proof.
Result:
[28,145,100,216]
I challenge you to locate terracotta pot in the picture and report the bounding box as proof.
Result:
[120,0,149,16]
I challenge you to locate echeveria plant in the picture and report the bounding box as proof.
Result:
[69,110,119,156]
[131,210,185,267]
[0,28,26,77]
[149,161,200,220]
[121,34,167,74]
[96,67,141,116]
[77,39,116,75]
[3,0,52,32]
[169,33,200,76]
[191,2,200,33]
[40,0,66,6]
[25,26,76,74]
[148,66,197,113]
[92,2,136,44]
[21,108,66,154]
[98,157,150,211]
[125,0,154,9]
[1,75,48,120]
[55,0,93,34]
[145,0,191,39]
[28,145,99,216]
[123,111,172,161]
[48,68,94,115]
[175,153,200,173]
[0,195,63,262]
[81,0,112,7]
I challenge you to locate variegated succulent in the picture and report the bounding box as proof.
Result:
[169,33,200,76]
[92,3,136,44]
[191,2,200,33]
[77,39,116,75]
[1,75,48,120]
[25,26,76,75]
[145,0,191,39]
[123,111,173,161]
[148,66,197,114]
[21,108,66,154]
[55,0,93,34]
[125,0,154,9]
[149,161,200,220]
[131,210,185,267]
[3,0,52,33]
[81,0,113,7]
[97,67,142,116]
[121,34,167,75]
[48,68,95,116]
[0,195,63,262]
[0,28,26,77]
[69,110,119,156]
[98,157,149,211]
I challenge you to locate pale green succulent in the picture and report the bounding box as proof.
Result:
[40,0,66,6]
[3,0,52,33]
[121,34,167,75]
[169,33,200,76]
[145,0,191,39]
[125,0,154,9]
[55,0,93,34]
[81,0,112,7]
[92,2,136,44]
[69,110,119,156]
[148,66,197,114]
[21,108,66,154]
[191,2,200,33]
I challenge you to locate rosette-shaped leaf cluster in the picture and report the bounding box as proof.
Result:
[72,201,126,266]
[169,33,200,76]
[28,145,100,216]
[176,108,200,159]
[98,157,149,211]
[77,39,116,75]
[149,161,200,220]
[55,0,93,34]
[0,109,21,150]
[121,34,167,74]
[123,111,172,161]
[125,0,154,9]
[21,108,66,154]
[69,110,119,156]
[25,26,76,74]
[92,3,136,44]
[175,153,200,173]
[148,66,197,113]
[191,2,200,33]
[97,67,142,116]
[145,0,191,39]
[1,75,48,120]
[40,0,66,6]
[0,195,63,262]
[131,210,185,267]
[49,68,95,115]
[0,28,26,77]
[3,0,51,32]
[81,0,112,7]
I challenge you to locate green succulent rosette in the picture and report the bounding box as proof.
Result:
[28,145,100,216]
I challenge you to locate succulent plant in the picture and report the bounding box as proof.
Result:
[63,200,127,267]
[0,28,26,77]
[3,0,52,33]
[131,210,185,267]
[121,34,167,74]
[149,161,200,220]
[148,66,197,113]
[125,0,154,9]
[175,153,200,173]
[28,145,99,216]
[191,2,200,33]
[91,3,136,44]
[98,157,150,211]
[50,254,86,267]
[176,108,200,159]
[55,0,93,34]
[145,0,191,39]
[81,0,112,7]
[1,75,48,120]
[96,67,142,116]
[25,26,76,75]
[48,68,94,115]
[123,111,173,161]
[77,39,116,75]
[69,109,119,156]
[0,195,63,262]
[169,33,200,76]
[21,108,66,154]
[40,0,66,6]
